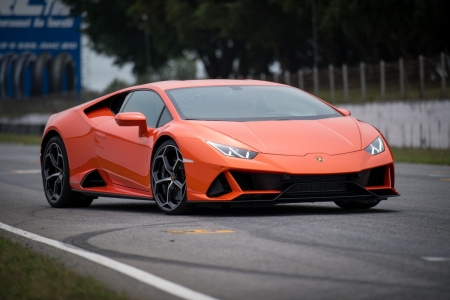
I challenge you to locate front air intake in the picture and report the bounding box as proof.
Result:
[206,173,232,197]
[367,166,385,186]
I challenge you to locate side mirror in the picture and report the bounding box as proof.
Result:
[115,112,148,136]
[336,107,351,116]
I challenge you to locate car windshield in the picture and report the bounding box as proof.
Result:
[165,85,341,121]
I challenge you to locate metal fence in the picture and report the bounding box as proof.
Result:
[258,52,449,104]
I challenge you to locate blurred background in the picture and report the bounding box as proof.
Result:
[0,0,449,150]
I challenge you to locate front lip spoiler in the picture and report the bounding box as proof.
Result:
[189,195,400,209]
[189,195,395,204]
[188,181,399,204]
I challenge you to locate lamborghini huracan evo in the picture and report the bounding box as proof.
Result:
[40,80,399,214]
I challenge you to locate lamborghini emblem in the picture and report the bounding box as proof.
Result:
[315,156,323,162]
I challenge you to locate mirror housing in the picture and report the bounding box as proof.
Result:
[115,112,148,136]
[336,107,351,116]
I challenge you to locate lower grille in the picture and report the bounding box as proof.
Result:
[275,181,376,202]
[286,182,347,193]
[287,174,348,183]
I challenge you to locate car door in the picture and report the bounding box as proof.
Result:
[94,90,167,192]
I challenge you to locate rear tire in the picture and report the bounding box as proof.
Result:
[42,136,94,208]
[334,200,380,209]
[151,140,194,215]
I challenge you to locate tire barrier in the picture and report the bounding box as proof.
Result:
[50,52,76,94]
[0,53,17,99]
[32,52,52,96]
[0,52,77,99]
[13,52,36,99]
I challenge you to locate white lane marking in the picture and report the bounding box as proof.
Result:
[10,169,41,174]
[183,158,194,163]
[421,256,450,262]
[0,222,218,300]
[432,170,450,174]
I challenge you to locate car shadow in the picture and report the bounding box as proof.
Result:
[86,199,160,214]
[193,203,399,217]
[84,198,399,217]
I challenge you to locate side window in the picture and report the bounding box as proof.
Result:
[120,90,165,128]
[110,92,133,114]
[157,107,173,127]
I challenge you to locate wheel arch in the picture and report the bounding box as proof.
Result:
[40,129,62,164]
[151,135,176,162]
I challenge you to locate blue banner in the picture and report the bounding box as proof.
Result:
[0,0,81,99]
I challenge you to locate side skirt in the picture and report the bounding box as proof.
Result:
[72,189,153,201]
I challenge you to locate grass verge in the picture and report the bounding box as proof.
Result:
[391,147,450,165]
[0,233,127,300]
[0,133,41,145]
[0,133,448,165]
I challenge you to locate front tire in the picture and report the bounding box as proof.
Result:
[334,200,380,209]
[42,136,93,208]
[151,140,194,215]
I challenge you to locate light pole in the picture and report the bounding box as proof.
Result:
[311,0,318,69]
[142,14,151,74]
[311,0,319,94]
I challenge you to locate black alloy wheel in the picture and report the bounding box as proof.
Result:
[42,136,93,208]
[151,140,193,214]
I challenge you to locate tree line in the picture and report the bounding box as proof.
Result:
[64,0,449,79]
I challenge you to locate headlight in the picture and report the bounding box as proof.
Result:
[365,136,385,155]
[207,141,258,159]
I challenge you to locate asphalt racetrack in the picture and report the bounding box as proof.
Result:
[0,143,449,299]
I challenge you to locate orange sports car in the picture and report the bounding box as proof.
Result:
[41,80,399,214]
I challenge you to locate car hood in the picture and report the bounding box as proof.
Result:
[191,117,362,156]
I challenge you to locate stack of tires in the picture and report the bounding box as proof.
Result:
[0,52,76,99]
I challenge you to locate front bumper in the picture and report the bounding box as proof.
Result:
[178,137,399,203]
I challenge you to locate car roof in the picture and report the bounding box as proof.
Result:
[139,79,285,91]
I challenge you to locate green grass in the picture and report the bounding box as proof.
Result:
[0,133,42,145]
[391,147,450,165]
[0,233,127,300]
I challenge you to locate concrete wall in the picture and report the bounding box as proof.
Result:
[0,114,49,135]
[342,100,450,149]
